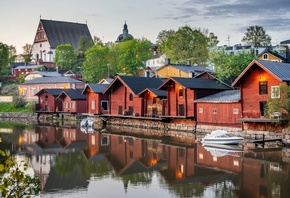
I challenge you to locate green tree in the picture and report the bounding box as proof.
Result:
[77,35,94,58]
[8,45,17,63]
[54,44,77,70]
[210,49,257,83]
[82,45,110,83]
[208,32,219,47]
[160,25,209,65]
[0,42,9,74]
[22,43,32,64]
[266,83,290,120]
[0,138,40,197]
[115,38,152,75]
[156,29,175,54]
[242,25,271,47]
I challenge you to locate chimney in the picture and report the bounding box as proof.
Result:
[165,58,170,65]
[187,59,191,66]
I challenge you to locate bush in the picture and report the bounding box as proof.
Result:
[1,84,19,95]
[13,95,26,108]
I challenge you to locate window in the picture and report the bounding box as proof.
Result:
[23,88,27,96]
[259,81,268,94]
[153,97,157,104]
[129,93,133,101]
[199,108,203,113]
[31,88,36,95]
[212,108,217,114]
[233,108,239,114]
[91,100,95,110]
[71,102,75,109]
[263,54,268,60]
[179,88,183,97]
[101,100,108,110]
[45,95,48,101]
[271,86,280,98]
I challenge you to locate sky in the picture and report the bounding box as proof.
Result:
[1,0,290,53]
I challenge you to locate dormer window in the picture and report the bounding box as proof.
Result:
[263,54,268,60]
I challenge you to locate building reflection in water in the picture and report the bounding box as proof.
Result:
[1,123,289,198]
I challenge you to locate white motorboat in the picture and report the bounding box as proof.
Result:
[80,118,94,128]
[201,130,244,145]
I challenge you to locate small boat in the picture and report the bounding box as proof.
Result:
[201,130,244,145]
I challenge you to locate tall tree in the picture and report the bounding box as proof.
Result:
[8,45,17,63]
[208,32,219,47]
[0,42,9,74]
[76,35,94,58]
[114,38,152,76]
[162,25,209,65]
[54,44,77,70]
[82,45,110,83]
[22,43,32,64]
[242,25,271,47]
[156,29,175,54]
[210,49,257,83]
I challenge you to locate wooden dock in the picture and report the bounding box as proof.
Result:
[247,138,282,144]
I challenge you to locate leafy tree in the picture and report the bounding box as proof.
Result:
[159,25,209,65]
[266,83,290,120]
[93,36,103,45]
[208,32,219,47]
[77,35,94,58]
[210,49,257,83]
[54,44,77,70]
[114,38,152,75]
[242,25,271,47]
[0,138,40,197]
[22,43,32,64]
[0,42,9,74]
[156,29,175,54]
[8,45,17,63]
[82,45,110,83]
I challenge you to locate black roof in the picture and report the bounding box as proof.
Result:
[138,88,167,97]
[82,83,109,94]
[105,76,166,95]
[40,19,92,49]
[58,89,87,100]
[35,88,66,96]
[164,77,232,90]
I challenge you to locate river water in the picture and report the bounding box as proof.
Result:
[0,121,290,198]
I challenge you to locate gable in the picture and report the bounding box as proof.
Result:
[39,19,92,49]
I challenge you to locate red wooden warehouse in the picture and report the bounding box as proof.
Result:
[56,89,87,114]
[35,88,64,111]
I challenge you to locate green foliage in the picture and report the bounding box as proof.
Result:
[0,42,10,74]
[1,84,19,95]
[22,43,32,64]
[0,156,40,197]
[77,35,94,58]
[82,45,110,83]
[54,44,77,70]
[16,73,25,84]
[266,83,290,120]
[208,32,219,47]
[210,49,257,83]
[0,102,31,113]
[242,25,271,47]
[157,25,209,65]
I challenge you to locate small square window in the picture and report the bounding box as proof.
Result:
[212,108,217,114]
[179,88,183,97]
[259,81,268,95]
[271,86,280,98]
[199,108,203,113]
[129,93,133,101]
[233,108,239,114]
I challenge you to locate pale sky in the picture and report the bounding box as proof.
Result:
[1,0,290,53]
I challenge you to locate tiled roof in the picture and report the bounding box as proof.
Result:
[14,64,40,70]
[169,77,231,90]
[85,83,109,93]
[105,76,166,95]
[256,60,290,81]
[35,88,65,96]
[170,65,212,74]
[35,71,62,77]
[41,19,92,49]
[22,76,84,85]
[194,90,240,103]
[138,88,167,97]
[59,89,87,100]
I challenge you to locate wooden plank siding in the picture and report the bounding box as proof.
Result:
[240,67,282,118]
[196,102,242,126]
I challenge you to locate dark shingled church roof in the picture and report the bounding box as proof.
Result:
[40,19,92,49]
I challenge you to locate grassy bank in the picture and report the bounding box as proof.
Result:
[0,102,33,113]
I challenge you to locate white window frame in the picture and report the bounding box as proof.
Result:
[271,86,280,98]
[199,108,203,113]
[233,108,239,114]
[92,100,95,110]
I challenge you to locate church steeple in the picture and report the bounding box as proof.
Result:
[123,21,128,34]
[115,21,134,43]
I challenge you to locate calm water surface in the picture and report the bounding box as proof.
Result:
[0,121,290,198]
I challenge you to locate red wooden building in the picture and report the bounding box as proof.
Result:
[103,76,165,116]
[232,60,290,131]
[56,89,87,114]
[35,88,64,111]
[158,77,232,117]
[82,83,109,115]
[194,90,242,127]
[137,88,167,117]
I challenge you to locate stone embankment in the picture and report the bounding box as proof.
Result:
[0,112,38,123]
